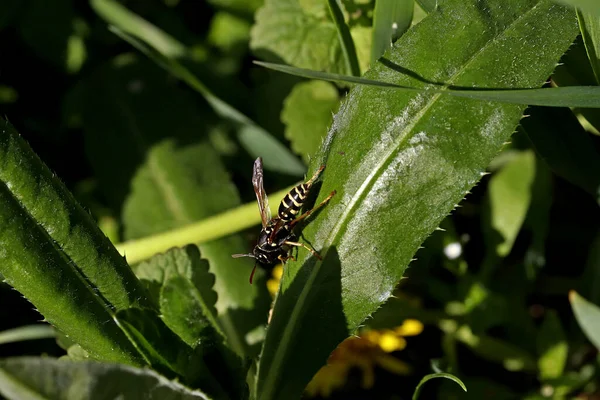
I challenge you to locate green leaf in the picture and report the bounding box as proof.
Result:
[254,1,578,399]
[0,357,212,400]
[570,291,600,351]
[577,10,600,83]
[90,0,304,176]
[415,0,437,13]
[0,118,146,366]
[250,0,346,74]
[327,0,361,76]
[521,106,600,204]
[134,245,223,344]
[371,0,414,64]
[282,80,340,163]
[553,0,600,15]
[537,310,568,381]
[412,373,467,400]
[80,57,269,359]
[0,326,56,346]
[485,150,536,257]
[256,61,600,108]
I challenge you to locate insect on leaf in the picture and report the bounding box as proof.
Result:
[254,1,579,399]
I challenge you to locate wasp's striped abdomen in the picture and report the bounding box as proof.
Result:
[278,183,309,221]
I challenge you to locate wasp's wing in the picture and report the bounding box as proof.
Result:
[252,157,271,228]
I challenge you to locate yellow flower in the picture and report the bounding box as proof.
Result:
[305,319,424,398]
[267,264,284,296]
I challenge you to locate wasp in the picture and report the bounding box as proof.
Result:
[232,157,336,284]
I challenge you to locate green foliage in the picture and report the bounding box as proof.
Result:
[570,291,600,351]
[485,150,536,257]
[250,0,347,73]
[0,358,213,400]
[412,373,467,400]
[255,1,579,398]
[281,80,340,163]
[371,0,414,64]
[2,0,600,399]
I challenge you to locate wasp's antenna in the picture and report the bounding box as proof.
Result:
[249,262,258,284]
[232,253,255,258]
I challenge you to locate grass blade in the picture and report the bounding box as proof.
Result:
[0,326,56,346]
[577,10,600,83]
[371,0,414,64]
[254,61,600,108]
[327,0,361,76]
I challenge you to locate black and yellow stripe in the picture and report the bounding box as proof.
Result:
[278,183,310,221]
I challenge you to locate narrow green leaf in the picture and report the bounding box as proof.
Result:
[250,0,347,74]
[412,373,467,400]
[255,61,600,108]
[0,118,151,312]
[255,1,578,399]
[577,10,600,83]
[371,0,414,64]
[0,326,56,346]
[415,0,437,13]
[521,106,600,203]
[537,310,568,380]
[0,357,212,400]
[282,81,340,163]
[0,119,145,366]
[485,150,536,257]
[115,186,293,265]
[327,0,361,76]
[553,0,600,15]
[570,291,600,351]
[90,0,304,176]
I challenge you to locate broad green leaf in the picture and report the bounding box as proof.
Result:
[577,10,600,83]
[327,0,361,76]
[371,0,414,64]
[250,0,346,74]
[0,357,212,400]
[281,80,340,163]
[485,150,536,257]
[255,1,578,399]
[0,118,146,366]
[80,57,269,359]
[0,326,55,346]
[91,0,305,176]
[412,373,466,400]
[134,245,223,343]
[521,106,600,204]
[416,0,437,13]
[537,310,568,380]
[553,0,600,15]
[570,291,600,351]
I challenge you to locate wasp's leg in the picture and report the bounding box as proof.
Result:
[305,165,325,186]
[278,254,297,263]
[290,190,336,228]
[284,240,323,260]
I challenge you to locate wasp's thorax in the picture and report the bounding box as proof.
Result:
[253,218,297,265]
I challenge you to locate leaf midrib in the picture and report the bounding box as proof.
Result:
[259,2,544,398]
